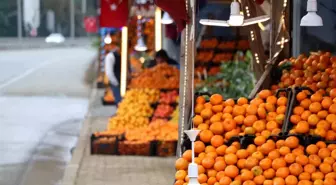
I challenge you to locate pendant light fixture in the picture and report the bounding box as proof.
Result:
[184,129,201,185]
[161,12,173,24]
[199,0,270,27]
[134,15,148,51]
[104,33,112,44]
[300,0,323,27]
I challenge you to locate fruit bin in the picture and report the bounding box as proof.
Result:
[118,140,157,156]
[90,134,119,155]
[101,97,116,106]
[156,140,178,157]
[283,86,315,134]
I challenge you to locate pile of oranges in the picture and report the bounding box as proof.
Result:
[274,52,336,96]
[175,135,336,185]
[289,89,336,139]
[192,90,288,143]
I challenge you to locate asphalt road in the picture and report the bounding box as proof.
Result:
[0,47,96,185]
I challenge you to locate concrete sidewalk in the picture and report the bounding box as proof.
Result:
[61,88,176,185]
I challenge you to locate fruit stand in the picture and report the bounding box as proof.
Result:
[168,0,336,185]
[92,63,180,156]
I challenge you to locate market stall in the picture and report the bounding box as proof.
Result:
[168,0,336,185]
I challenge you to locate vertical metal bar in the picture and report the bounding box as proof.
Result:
[70,0,75,38]
[269,0,273,60]
[292,0,301,57]
[17,0,22,39]
[82,0,87,14]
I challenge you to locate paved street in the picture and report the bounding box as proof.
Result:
[0,47,96,185]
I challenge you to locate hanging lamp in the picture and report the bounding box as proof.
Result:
[300,0,323,26]
[104,34,112,44]
[199,0,270,27]
[184,129,201,185]
[134,16,148,51]
[161,12,173,24]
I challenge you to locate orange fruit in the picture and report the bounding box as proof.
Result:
[175,158,189,170]
[295,121,310,134]
[196,96,206,104]
[318,148,331,158]
[219,176,231,185]
[272,158,286,170]
[311,93,323,102]
[259,158,272,170]
[263,168,275,179]
[317,110,328,119]
[320,163,332,174]
[306,144,319,155]
[285,175,298,185]
[211,135,224,148]
[201,108,213,119]
[214,160,226,171]
[308,154,322,167]
[208,177,217,185]
[300,99,312,109]
[308,114,320,126]
[266,96,277,105]
[276,106,287,114]
[205,146,216,153]
[253,175,265,185]
[246,104,258,115]
[210,94,223,105]
[264,180,273,185]
[284,153,296,164]
[174,180,184,185]
[277,97,288,106]
[244,115,258,127]
[297,92,308,101]
[198,123,209,131]
[210,122,224,135]
[233,105,246,116]
[182,150,192,162]
[326,114,336,124]
[198,173,208,184]
[202,157,215,169]
[322,97,333,109]
[304,164,316,173]
[309,102,322,113]
[216,145,227,155]
[200,130,214,143]
[224,153,238,165]
[193,115,204,126]
[258,90,272,99]
[212,105,224,113]
[237,97,249,105]
[257,107,267,119]
[226,146,238,154]
[301,111,312,121]
[241,170,254,181]
[294,106,305,115]
[279,146,291,156]
[276,167,290,178]
[311,171,324,181]
[245,157,259,169]
[299,172,311,180]
[316,141,327,149]
[198,165,206,174]
[237,159,246,169]
[273,177,285,185]
[285,136,300,149]
[253,121,266,133]
[296,155,309,166]
[289,163,303,176]
[208,169,218,177]
[194,141,205,153]
[254,136,266,146]
[224,165,239,178]
[175,170,188,180]
[236,149,249,159]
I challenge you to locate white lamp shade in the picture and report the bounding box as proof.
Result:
[300,12,323,26]
[161,12,173,24]
[184,130,200,142]
[104,34,112,44]
[134,36,147,51]
[300,0,323,27]
[228,1,244,26]
[228,14,244,26]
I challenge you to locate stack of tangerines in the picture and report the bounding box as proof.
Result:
[192,90,288,142]
[175,136,336,185]
[274,52,336,95]
[289,89,336,139]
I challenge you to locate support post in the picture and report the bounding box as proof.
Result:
[292,0,301,57]
[17,0,22,40]
[70,0,75,39]
[177,0,195,157]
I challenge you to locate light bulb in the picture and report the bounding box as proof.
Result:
[161,12,173,24]
[134,36,147,51]
[300,0,323,27]
[104,34,112,44]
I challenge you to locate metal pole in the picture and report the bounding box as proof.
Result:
[70,0,75,39]
[82,0,87,14]
[292,0,301,57]
[17,0,22,40]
